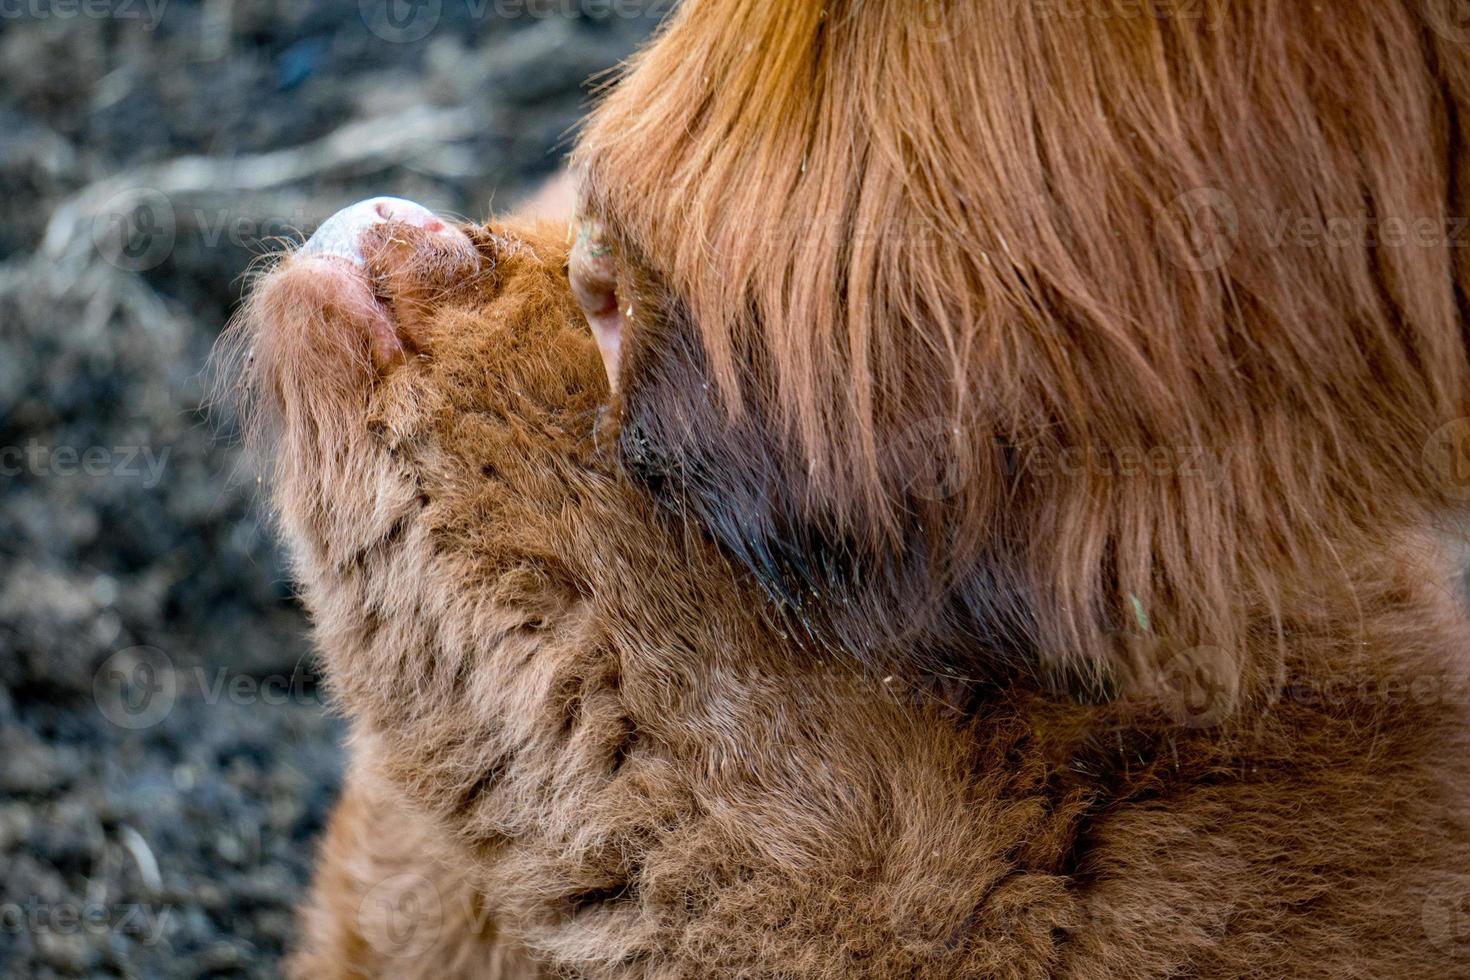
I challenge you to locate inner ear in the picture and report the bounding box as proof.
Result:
[569,219,625,390]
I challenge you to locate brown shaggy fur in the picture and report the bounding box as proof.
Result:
[577,0,1470,690]
[224,0,1470,976]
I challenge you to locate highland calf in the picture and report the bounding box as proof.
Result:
[227,1,1470,976]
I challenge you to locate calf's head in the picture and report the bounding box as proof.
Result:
[571,0,1470,695]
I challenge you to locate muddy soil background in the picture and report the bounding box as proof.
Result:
[0,2,663,975]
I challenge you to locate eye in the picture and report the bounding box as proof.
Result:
[569,218,626,391]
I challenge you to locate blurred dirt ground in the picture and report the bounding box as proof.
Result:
[0,2,663,975]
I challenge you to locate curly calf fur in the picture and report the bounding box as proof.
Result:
[224,0,1470,973]
[224,215,1470,977]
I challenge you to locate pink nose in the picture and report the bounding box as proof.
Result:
[301,197,469,263]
